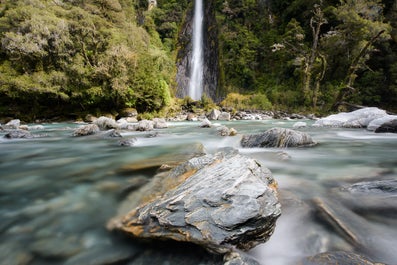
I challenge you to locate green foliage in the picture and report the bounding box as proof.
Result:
[220,92,272,111]
[0,0,174,119]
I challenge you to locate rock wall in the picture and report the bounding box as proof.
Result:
[176,0,222,102]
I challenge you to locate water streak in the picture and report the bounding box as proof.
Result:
[189,0,204,100]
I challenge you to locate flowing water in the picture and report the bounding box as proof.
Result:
[1,120,396,265]
[188,0,204,100]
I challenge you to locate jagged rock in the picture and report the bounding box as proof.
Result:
[218,112,231,121]
[3,119,21,129]
[94,116,119,130]
[241,127,315,148]
[109,150,281,254]
[313,107,387,128]
[72,124,100,137]
[4,130,33,139]
[153,118,168,129]
[136,120,154,131]
[374,119,397,133]
[299,251,386,265]
[208,109,221,120]
[223,251,260,265]
[367,115,397,131]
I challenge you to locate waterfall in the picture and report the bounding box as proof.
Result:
[188,0,204,100]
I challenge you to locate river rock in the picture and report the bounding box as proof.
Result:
[109,149,281,254]
[367,115,397,131]
[293,121,307,129]
[208,109,221,120]
[136,120,154,131]
[94,116,119,130]
[217,126,230,136]
[200,118,212,128]
[118,137,137,147]
[3,119,21,129]
[313,107,387,128]
[374,119,397,133]
[3,130,33,139]
[218,112,231,121]
[153,118,168,129]
[299,251,386,265]
[241,127,315,148]
[72,124,100,137]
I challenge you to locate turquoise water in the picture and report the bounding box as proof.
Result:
[1,120,396,265]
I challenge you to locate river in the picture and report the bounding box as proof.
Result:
[1,119,396,265]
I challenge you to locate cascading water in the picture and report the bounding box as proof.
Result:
[188,0,204,100]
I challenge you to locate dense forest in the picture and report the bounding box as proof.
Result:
[0,0,396,120]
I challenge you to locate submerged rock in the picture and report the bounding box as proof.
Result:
[109,150,281,254]
[241,127,315,148]
[313,107,387,128]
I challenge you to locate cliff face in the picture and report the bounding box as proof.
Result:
[176,0,222,102]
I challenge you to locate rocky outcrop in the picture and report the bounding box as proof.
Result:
[3,119,21,130]
[4,129,33,139]
[109,149,281,254]
[313,107,388,128]
[241,127,315,148]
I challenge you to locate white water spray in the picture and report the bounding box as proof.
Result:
[188,0,204,100]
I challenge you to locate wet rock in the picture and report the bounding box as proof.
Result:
[110,150,281,254]
[118,138,137,147]
[343,179,397,194]
[313,197,397,264]
[4,130,33,139]
[313,107,387,128]
[0,243,33,265]
[3,119,21,129]
[217,126,230,136]
[229,128,238,136]
[241,127,315,148]
[367,115,397,131]
[224,251,260,265]
[72,124,100,137]
[374,119,397,133]
[208,109,221,120]
[299,251,386,265]
[218,112,231,121]
[200,118,212,128]
[136,120,154,131]
[153,118,168,129]
[64,244,140,265]
[94,116,119,130]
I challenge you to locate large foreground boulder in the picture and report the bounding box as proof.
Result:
[241,127,315,148]
[109,149,281,254]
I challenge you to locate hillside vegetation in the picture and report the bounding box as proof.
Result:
[1,0,396,120]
